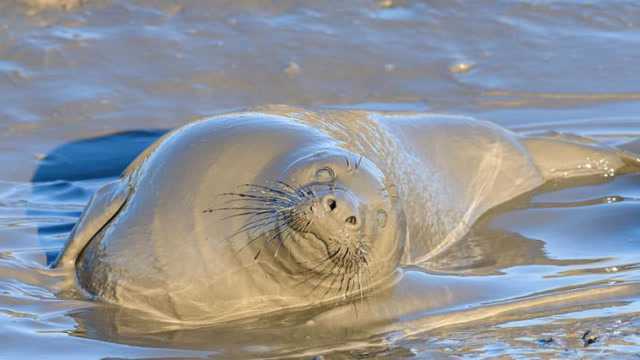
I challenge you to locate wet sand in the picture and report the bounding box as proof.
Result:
[1,0,640,358]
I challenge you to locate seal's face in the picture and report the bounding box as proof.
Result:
[221,148,405,300]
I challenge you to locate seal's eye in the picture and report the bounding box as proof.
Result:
[376,209,387,228]
[315,167,335,182]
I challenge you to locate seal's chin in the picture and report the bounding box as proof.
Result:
[282,221,373,294]
[281,227,334,271]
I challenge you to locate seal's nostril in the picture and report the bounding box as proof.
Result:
[345,216,357,226]
[326,198,337,211]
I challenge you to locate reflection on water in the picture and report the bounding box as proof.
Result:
[1,0,640,358]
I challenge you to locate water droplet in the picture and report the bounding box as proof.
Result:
[379,0,395,9]
[449,61,474,74]
[284,61,301,77]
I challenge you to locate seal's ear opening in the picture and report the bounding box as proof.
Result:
[52,180,130,272]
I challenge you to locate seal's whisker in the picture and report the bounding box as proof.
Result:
[215,206,278,217]
[346,258,358,296]
[323,251,348,297]
[294,260,333,289]
[219,210,277,222]
[355,155,363,170]
[298,253,338,288]
[219,211,276,222]
[360,260,372,282]
[273,180,306,198]
[271,229,292,259]
[220,191,288,201]
[289,244,339,274]
[229,216,279,240]
[238,222,290,256]
[215,205,286,212]
[232,197,289,210]
[230,221,272,241]
[224,189,295,204]
[302,219,312,232]
[286,211,309,232]
[306,248,342,275]
[307,262,339,294]
[345,263,354,294]
[338,268,348,298]
[222,196,294,206]
[262,223,288,248]
[356,266,365,303]
[241,184,299,199]
[230,209,286,238]
[236,227,277,252]
[306,250,344,294]
[300,248,341,275]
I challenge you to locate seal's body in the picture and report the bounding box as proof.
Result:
[53,106,633,325]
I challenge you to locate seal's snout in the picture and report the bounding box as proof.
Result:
[320,192,361,231]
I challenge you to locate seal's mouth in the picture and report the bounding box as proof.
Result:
[299,230,330,252]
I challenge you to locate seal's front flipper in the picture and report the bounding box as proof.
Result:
[52,180,131,273]
[522,131,640,180]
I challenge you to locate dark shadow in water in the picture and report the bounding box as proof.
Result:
[31,130,167,183]
[30,130,167,264]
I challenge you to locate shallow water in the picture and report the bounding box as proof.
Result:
[1,0,640,358]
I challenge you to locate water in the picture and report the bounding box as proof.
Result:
[1,0,640,358]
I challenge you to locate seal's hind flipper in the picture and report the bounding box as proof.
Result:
[52,180,131,272]
[522,132,640,180]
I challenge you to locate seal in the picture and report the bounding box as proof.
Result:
[52,105,637,325]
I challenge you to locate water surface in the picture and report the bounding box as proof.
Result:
[1,0,640,358]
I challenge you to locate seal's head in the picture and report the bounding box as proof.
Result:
[221,148,406,301]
